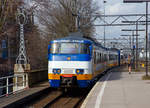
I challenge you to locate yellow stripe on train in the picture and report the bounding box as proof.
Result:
[77,74,92,80]
[108,63,115,67]
[48,73,92,80]
[48,74,61,80]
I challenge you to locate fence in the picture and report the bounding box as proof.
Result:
[0,73,28,97]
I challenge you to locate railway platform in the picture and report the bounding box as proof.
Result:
[81,66,150,108]
[0,81,49,108]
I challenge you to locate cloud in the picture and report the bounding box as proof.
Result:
[106,2,144,14]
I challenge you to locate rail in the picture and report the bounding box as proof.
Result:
[0,73,28,97]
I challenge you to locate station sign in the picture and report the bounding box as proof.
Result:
[124,0,150,2]
[1,40,7,48]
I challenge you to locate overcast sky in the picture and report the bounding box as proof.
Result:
[96,0,146,14]
[94,0,150,45]
[26,0,149,46]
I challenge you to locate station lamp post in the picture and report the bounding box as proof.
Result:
[145,2,149,76]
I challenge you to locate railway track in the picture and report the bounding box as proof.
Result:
[32,90,63,108]
[21,88,89,108]
[22,88,63,108]
[46,88,89,108]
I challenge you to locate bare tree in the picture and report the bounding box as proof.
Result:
[0,0,48,70]
[34,0,99,39]
[25,26,48,69]
[0,0,21,38]
[0,0,99,70]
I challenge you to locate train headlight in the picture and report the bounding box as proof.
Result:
[57,69,61,74]
[76,69,84,74]
[53,69,61,74]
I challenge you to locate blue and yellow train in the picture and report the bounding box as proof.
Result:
[48,32,123,88]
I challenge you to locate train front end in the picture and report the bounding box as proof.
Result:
[48,39,93,88]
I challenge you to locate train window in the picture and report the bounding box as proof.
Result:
[60,43,79,54]
[97,53,100,63]
[116,55,118,59]
[80,44,90,54]
[104,54,107,61]
[108,53,118,61]
[94,52,96,64]
[50,42,79,54]
[50,43,60,54]
[100,53,102,62]
[50,42,90,54]
[101,54,104,62]
[121,55,123,59]
[109,54,115,60]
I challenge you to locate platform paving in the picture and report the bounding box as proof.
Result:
[0,81,49,108]
[81,66,150,108]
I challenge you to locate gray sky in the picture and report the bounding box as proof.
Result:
[94,0,149,45]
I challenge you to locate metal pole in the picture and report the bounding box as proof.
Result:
[23,74,25,88]
[16,8,28,65]
[132,31,135,69]
[130,35,132,54]
[16,76,18,91]
[146,2,148,76]
[26,73,28,88]
[136,22,138,69]
[6,78,9,95]
[104,0,106,47]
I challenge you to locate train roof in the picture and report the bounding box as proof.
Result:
[53,32,91,41]
[50,32,119,52]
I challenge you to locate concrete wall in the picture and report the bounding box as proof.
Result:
[27,69,48,87]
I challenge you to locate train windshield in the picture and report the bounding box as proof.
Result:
[50,42,90,54]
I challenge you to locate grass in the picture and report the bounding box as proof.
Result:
[142,75,150,80]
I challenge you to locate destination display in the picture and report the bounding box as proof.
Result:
[124,0,150,2]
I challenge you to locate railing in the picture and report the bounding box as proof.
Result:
[0,73,28,97]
